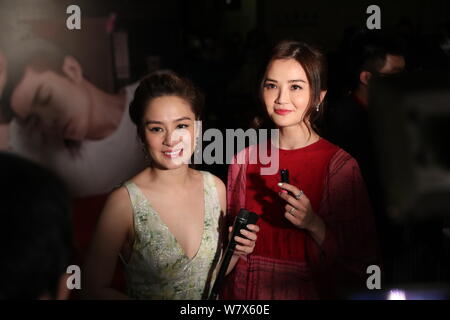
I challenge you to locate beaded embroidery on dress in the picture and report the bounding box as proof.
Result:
[122,171,222,300]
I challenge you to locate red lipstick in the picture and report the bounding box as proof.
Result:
[274,109,292,115]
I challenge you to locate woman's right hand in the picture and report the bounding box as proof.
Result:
[228,224,260,256]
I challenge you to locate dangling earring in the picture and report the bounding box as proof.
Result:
[194,135,201,154]
[316,103,320,112]
[193,120,203,160]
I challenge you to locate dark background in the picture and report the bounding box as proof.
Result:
[1,0,449,296]
[2,0,449,137]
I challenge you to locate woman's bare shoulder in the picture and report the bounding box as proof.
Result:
[107,185,130,204]
[101,186,132,223]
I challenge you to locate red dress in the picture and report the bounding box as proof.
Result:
[221,138,379,299]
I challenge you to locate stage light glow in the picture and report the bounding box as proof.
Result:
[388,289,407,300]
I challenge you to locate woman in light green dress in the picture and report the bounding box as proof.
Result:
[83,71,259,299]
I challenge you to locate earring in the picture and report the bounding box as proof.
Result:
[316,104,320,112]
[194,135,201,153]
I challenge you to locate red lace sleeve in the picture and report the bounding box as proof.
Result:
[306,149,380,297]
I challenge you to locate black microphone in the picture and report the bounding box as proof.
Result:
[208,208,259,300]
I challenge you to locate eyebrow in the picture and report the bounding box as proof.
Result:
[145,116,193,125]
[265,78,306,83]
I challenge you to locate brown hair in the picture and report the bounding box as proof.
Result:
[253,40,327,135]
[129,70,204,143]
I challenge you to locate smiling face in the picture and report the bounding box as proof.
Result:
[262,59,312,129]
[8,57,91,141]
[143,95,196,170]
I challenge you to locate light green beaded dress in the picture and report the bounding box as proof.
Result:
[122,171,222,300]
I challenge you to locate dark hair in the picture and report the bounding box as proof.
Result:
[253,40,327,136]
[0,152,72,299]
[346,30,405,90]
[129,70,204,143]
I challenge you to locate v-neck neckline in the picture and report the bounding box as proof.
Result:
[131,171,207,262]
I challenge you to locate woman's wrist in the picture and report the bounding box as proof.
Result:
[307,214,326,245]
[226,254,240,275]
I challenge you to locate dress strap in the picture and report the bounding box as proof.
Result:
[123,181,138,207]
[201,171,222,222]
[202,171,214,191]
[123,181,151,243]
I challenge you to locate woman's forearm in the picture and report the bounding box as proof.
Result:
[308,215,326,246]
[225,254,240,276]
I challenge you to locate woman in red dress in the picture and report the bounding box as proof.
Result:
[221,40,380,299]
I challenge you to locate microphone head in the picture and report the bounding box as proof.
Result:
[237,208,259,225]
